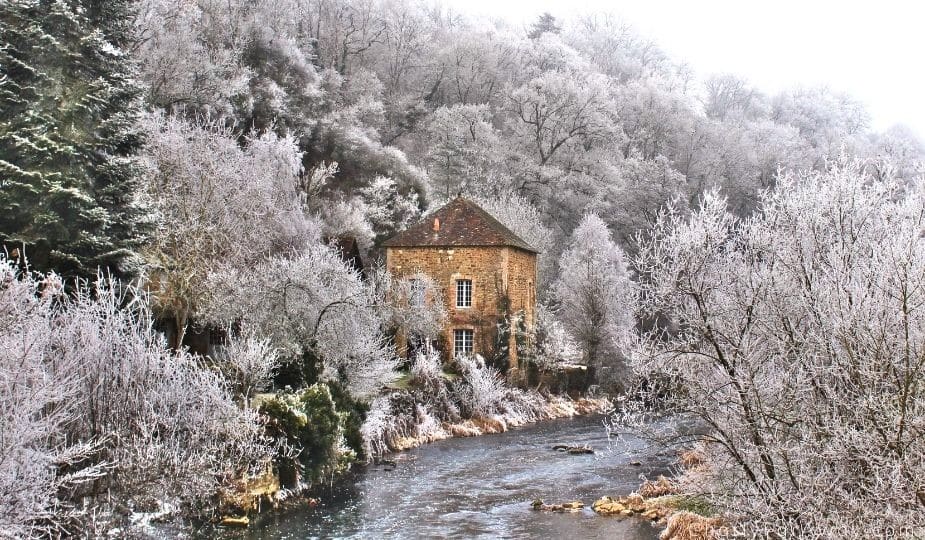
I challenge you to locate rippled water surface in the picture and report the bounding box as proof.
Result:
[229,415,673,540]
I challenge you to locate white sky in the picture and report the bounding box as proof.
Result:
[449,0,925,140]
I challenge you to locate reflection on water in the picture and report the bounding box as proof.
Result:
[224,415,672,540]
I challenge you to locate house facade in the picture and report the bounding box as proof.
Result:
[383,197,538,373]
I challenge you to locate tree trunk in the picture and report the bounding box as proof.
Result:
[170,310,187,350]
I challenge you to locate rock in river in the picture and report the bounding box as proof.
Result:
[531,499,586,512]
[552,444,594,455]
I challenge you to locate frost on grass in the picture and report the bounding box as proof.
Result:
[454,356,508,418]
[0,259,272,536]
[359,350,607,459]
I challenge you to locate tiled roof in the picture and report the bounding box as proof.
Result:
[382,197,538,253]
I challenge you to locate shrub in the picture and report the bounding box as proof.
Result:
[214,329,279,403]
[630,160,925,538]
[453,356,507,418]
[0,259,272,534]
[260,383,365,486]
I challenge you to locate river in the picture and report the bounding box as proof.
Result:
[226,414,673,539]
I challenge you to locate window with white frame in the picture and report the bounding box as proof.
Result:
[454,329,473,358]
[456,279,472,308]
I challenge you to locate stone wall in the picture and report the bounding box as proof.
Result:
[386,245,536,372]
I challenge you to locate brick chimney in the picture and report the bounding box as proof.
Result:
[433,217,440,232]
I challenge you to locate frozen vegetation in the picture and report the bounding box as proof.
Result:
[0,261,273,536]
[616,159,925,539]
[360,350,610,457]
[2,0,924,537]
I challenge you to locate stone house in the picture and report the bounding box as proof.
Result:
[382,197,538,373]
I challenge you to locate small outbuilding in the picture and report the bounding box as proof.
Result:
[383,197,538,373]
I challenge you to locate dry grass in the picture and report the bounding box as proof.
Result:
[592,494,672,521]
[639,476,679,498]
[679,447,707,469]
[659,511,726,540]
[219,463,280,513]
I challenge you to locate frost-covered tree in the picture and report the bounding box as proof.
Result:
[318,197,377,252]
[631,158,925,538]
[0,0,148,280]
[128,1,915,280]
[528,13,561,40]
[374,269,446,346]
[134,0,254,115]
[434,29,516,106]
[868,124,925,182]
[204,245,399,399]
[615,78,694,163]
[473,193,556,289]
[357,175,422,242]
[702,73,769,123]
[0,258,272,534]
[599,154,688,252]
[565,14,672,83]
[506,67,622,188]
[134,0,430,216]
[141,113,314,346]
[771,86,870,165]
[424,104,506,199]
[529,305,581,372]
[552,214,634,389]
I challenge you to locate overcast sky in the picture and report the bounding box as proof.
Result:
[451,0,925,140]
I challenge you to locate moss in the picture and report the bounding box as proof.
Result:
[665,495,715,517]
[326,382,368,463]
[259,382,367,485]
[387,373,413,391]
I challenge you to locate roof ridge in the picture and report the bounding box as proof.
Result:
[458,197,535,250]
[381,197,538,253]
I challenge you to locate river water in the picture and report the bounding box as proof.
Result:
[230,414,672,540]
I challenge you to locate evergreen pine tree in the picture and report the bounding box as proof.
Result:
[528,13,561,39]
[0,0,148,281]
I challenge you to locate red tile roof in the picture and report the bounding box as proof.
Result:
[382,197,538,253]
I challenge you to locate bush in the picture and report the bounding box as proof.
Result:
[0,259,272,535]
[630,160,925,537]
[453,356,507,418]
[409,349,443,387]
[213,329,279,403]
[359,396,395,458]
[260,383,365,486]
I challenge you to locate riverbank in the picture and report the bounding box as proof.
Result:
[382,393,612,453]
[359,353,615,460]
[222,413,674,539]
[209,351,614,533]
[215,397,725,540]
[582,446,727,540]
[213,392,612,527]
